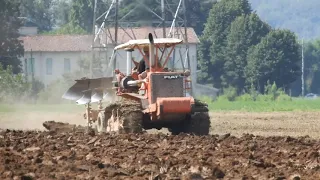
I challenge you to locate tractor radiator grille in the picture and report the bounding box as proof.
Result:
[150,73,184,103]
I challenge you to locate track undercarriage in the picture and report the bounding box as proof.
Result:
[93,99,211,135]
[95,100,143,134]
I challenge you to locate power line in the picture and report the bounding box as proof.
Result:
[301,38,305,97]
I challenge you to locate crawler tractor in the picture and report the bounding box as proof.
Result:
[62,33,210,135]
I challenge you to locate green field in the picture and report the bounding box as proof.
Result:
[205,98,320,112]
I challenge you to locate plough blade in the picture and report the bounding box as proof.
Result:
[62,83,84,101]
[91,88,103,103]
[62,77,114,103]
[76,89,92,105]
[91,88,113,103]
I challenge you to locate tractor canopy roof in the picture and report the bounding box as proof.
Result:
[114,38,183,50]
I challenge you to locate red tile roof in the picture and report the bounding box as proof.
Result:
[21,27,199,52]
[21,34,93,52]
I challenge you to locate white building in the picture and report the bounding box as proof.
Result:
[21,35,94,86]
[20,27,198,85]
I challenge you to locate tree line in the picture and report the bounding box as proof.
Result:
[197,0,303,96]
[294,39,320,96]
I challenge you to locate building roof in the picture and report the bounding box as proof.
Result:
[21,35,94,52]
[21,27,199,52]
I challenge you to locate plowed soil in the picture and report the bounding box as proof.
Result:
[1,126,320,179]
[2,111,320,179]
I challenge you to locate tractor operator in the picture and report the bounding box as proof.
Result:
[132,46,162,80]
[137,46,150,80]
[137,46,149,74]
[132,46,149,74]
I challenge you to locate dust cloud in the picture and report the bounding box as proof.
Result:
[0,106,85,131]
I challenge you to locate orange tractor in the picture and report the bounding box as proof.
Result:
[62,33,210,135]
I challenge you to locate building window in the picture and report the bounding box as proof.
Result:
[28,58,34,75]
[46,58,52,75]
[64,58,71,73]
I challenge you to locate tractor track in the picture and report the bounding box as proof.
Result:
[1,127,320,179]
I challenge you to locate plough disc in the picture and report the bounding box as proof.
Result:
[62,77,114,104]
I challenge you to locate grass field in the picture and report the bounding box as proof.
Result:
[205,98,320,112]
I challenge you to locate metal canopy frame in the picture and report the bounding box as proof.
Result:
[91,0,193,95]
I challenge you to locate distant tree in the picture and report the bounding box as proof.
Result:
[303,39,320,93]
[20,0,54,31]
[52,0,72,27]
[42,23,87,35]
[197,0,252,89]
[69,0,94,33]
[245,29,301,92]
[0,0,24,73]
[223,13,271,91]
[180,0,216,35]
[69,0,110,33]
[197,39,213,84]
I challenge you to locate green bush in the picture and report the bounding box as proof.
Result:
[264,81,279,100]
[216,95,230,102]
[249,83,259,101]
[0,65,32,103]
[214,81,292,103]
[236,93,254,101]
[276,92,292,101]
[256,94,274,101]
[220,86,238,101]
[197,95,213,103]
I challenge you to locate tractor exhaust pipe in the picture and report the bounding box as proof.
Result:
[148,33,155,71]
[125,48,133,75]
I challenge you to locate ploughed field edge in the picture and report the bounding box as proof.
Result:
[0,127,319,179]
